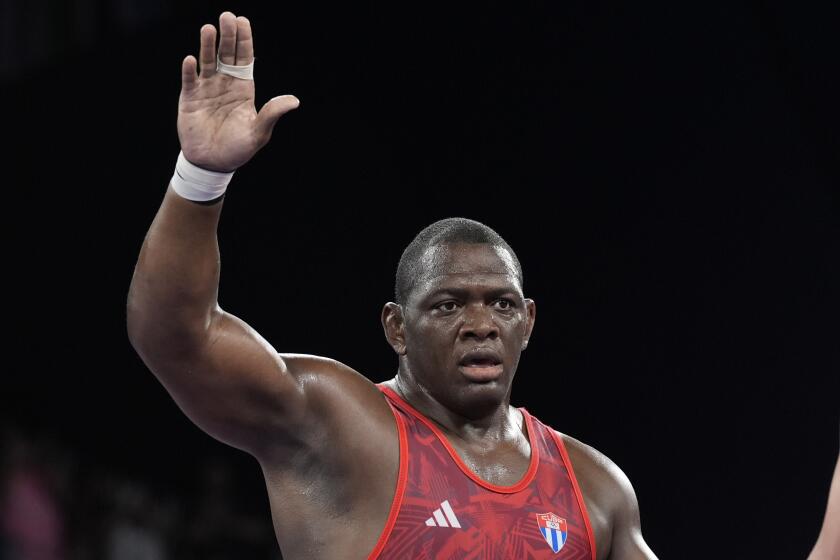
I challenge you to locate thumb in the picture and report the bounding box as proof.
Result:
[256,95,300,140]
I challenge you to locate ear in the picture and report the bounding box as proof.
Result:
[381,302,407,355]
[522,298,536,350]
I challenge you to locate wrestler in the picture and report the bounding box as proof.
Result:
[127,11,657,559]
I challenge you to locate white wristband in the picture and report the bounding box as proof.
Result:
[170,151,234,202]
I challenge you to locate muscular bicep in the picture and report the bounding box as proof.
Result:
[139,306,308,454]
[606,464,658,560]
[562,435,657,560]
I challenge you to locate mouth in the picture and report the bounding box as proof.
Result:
[458,349,504,383]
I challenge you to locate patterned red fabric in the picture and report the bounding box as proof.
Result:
[368,385,596,560]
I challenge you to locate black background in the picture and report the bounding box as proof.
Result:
[4,1,839,558]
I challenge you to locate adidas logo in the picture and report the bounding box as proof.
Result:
[424,500,462,528]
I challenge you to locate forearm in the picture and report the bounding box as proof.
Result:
[127,184,225,355]
[128,9,296,366]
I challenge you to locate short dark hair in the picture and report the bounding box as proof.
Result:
[395,218,523,304]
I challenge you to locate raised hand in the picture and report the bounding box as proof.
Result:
[177,12,299,172]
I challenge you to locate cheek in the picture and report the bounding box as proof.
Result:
[500,317,528,344]
[408,323,440,348]
[412,325,455,355]
[498,313,523,330]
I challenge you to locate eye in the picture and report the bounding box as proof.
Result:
[435,301,460,312]
[494,299,515,311]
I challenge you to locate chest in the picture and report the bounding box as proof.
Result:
[446,436,532,487]
[374,413,595,559]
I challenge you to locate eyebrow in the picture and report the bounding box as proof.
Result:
[424,286,521,300]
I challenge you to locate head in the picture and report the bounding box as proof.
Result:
[382,218,536,418]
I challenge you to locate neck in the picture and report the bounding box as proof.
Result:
[386,371,520,444]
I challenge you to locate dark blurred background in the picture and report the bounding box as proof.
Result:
[3,1,839,559]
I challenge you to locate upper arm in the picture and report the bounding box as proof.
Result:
[140,306,295,453]
[602,459,658,560]
[562,435,657,560]
[134,304,380,458]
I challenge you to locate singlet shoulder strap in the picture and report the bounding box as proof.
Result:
[546,428,598,560]
[366,384,409,560]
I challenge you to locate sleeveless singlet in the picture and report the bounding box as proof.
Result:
[368,385,596,560]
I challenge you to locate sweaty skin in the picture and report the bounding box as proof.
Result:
[127,11,657,560]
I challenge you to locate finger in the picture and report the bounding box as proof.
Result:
[199,24,217,78]
[181,55,198,93]
[256,95,300,140]
[218,12,237,66]
[235,16,254,65]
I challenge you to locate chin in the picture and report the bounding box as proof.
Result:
[450,379,511,417]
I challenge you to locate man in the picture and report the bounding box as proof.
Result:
[127,11,657,559]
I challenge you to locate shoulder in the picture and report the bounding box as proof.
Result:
[280,353,375,392]
[559,433,635,492]
[556,432,635,505]
[550,430,658,559]
[558,432,640,514]
[262,354,395,458]
[278,353,392,420]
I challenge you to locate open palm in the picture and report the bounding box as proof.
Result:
[177,12,298,173]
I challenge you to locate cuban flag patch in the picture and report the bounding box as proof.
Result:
[535,512,568,553]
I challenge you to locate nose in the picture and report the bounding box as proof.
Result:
[459,303,499,341]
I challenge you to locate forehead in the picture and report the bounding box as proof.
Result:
[413,243,521,295]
